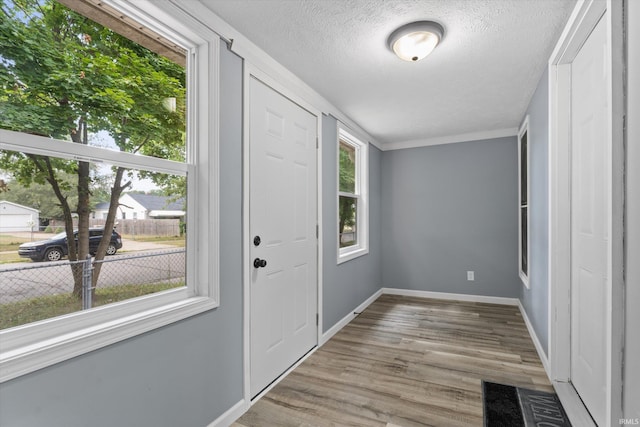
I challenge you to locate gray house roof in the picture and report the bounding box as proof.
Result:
[93,194,185,211]
[0,200,40,213]
[126,194,185,211]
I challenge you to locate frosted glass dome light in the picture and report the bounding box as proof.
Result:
[388,21,444,62]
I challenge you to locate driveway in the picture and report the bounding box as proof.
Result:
[2,233,177,263]
[0,249,185,304]
[1,233,185,304]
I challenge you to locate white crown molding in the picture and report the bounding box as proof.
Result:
[380,127,518,151]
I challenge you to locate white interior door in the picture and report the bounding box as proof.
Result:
[249,77,318,398]
[570,15,607,426]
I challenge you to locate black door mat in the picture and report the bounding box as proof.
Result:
[482,381,572,427]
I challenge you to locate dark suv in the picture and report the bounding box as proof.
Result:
[18,228,123,262]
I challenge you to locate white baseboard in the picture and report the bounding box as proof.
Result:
[517,300,550,377]
[321,288,519,347]
[381,288,519,306]
[207,399,247,427]
[320,288,383,345]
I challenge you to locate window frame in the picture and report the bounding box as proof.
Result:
[337,126,369,264]
[518,116,530,288]
[0,0,220,383]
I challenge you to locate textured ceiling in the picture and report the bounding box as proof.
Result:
[199,0,576,147]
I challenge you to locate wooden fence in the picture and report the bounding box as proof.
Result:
[48,219,182,237]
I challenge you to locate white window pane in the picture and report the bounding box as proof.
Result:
[0,0,186,162]
[339,195,357,248]
[339,141,356,193]
[0,151,187,330]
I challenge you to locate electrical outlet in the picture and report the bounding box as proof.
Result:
[467,271,475,281]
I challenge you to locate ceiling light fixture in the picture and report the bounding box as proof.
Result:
[387,21,444,62]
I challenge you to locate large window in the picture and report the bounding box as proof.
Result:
[518,117,530,288]
[0,0,219,382]
[337,126,368,263]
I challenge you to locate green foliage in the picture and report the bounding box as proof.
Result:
[339,143,356,193]
[0,282,184,329]
[338,143,357,237]
[338,195,356,236]
[0,166,128,219]
[0,0,186,155]
[0,175,77,220]
[0,0,186,295]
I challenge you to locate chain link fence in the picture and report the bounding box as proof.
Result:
[0,249,185,329]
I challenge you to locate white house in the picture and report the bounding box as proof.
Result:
[92,193,186,220]
[0,201,39,233]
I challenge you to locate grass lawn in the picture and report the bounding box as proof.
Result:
[0,234,30,252]
[122,234,186,247]
[0,252,24,264]
[0,282,184,330]
[0,234,29,264]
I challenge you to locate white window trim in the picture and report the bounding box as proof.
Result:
[518,116,530,288]
[0,0,220,383]
[337,126,369,264]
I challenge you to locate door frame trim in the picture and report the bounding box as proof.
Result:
[242,62,323,405]
[548,0,625,425]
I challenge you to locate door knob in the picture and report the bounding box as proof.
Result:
[253,258,267,268]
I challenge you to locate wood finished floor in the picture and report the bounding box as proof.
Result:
[233,294,552,427]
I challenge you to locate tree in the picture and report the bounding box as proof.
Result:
[0,175,77,223]
[0,0,186,297]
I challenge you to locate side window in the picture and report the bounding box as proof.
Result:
[518,117,530,288]
[337,126,369,263]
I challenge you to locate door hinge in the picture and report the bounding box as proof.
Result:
[316,137,319,149]
[316,224,319,239]
[316,313,319,326]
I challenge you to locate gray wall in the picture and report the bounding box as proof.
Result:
[322,115,383,331]
[380,137,520,298]
[0,42,245,427]
[625,0,640,418]
[519,69,550,356]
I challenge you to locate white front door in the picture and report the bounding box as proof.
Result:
[570,15,608,426]
[249,77,318,398]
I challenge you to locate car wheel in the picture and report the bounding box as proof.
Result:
[106,244,117,256]
[44,248,63,262]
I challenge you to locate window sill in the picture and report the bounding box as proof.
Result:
[0,296,217,383]
[337,246,369,264]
